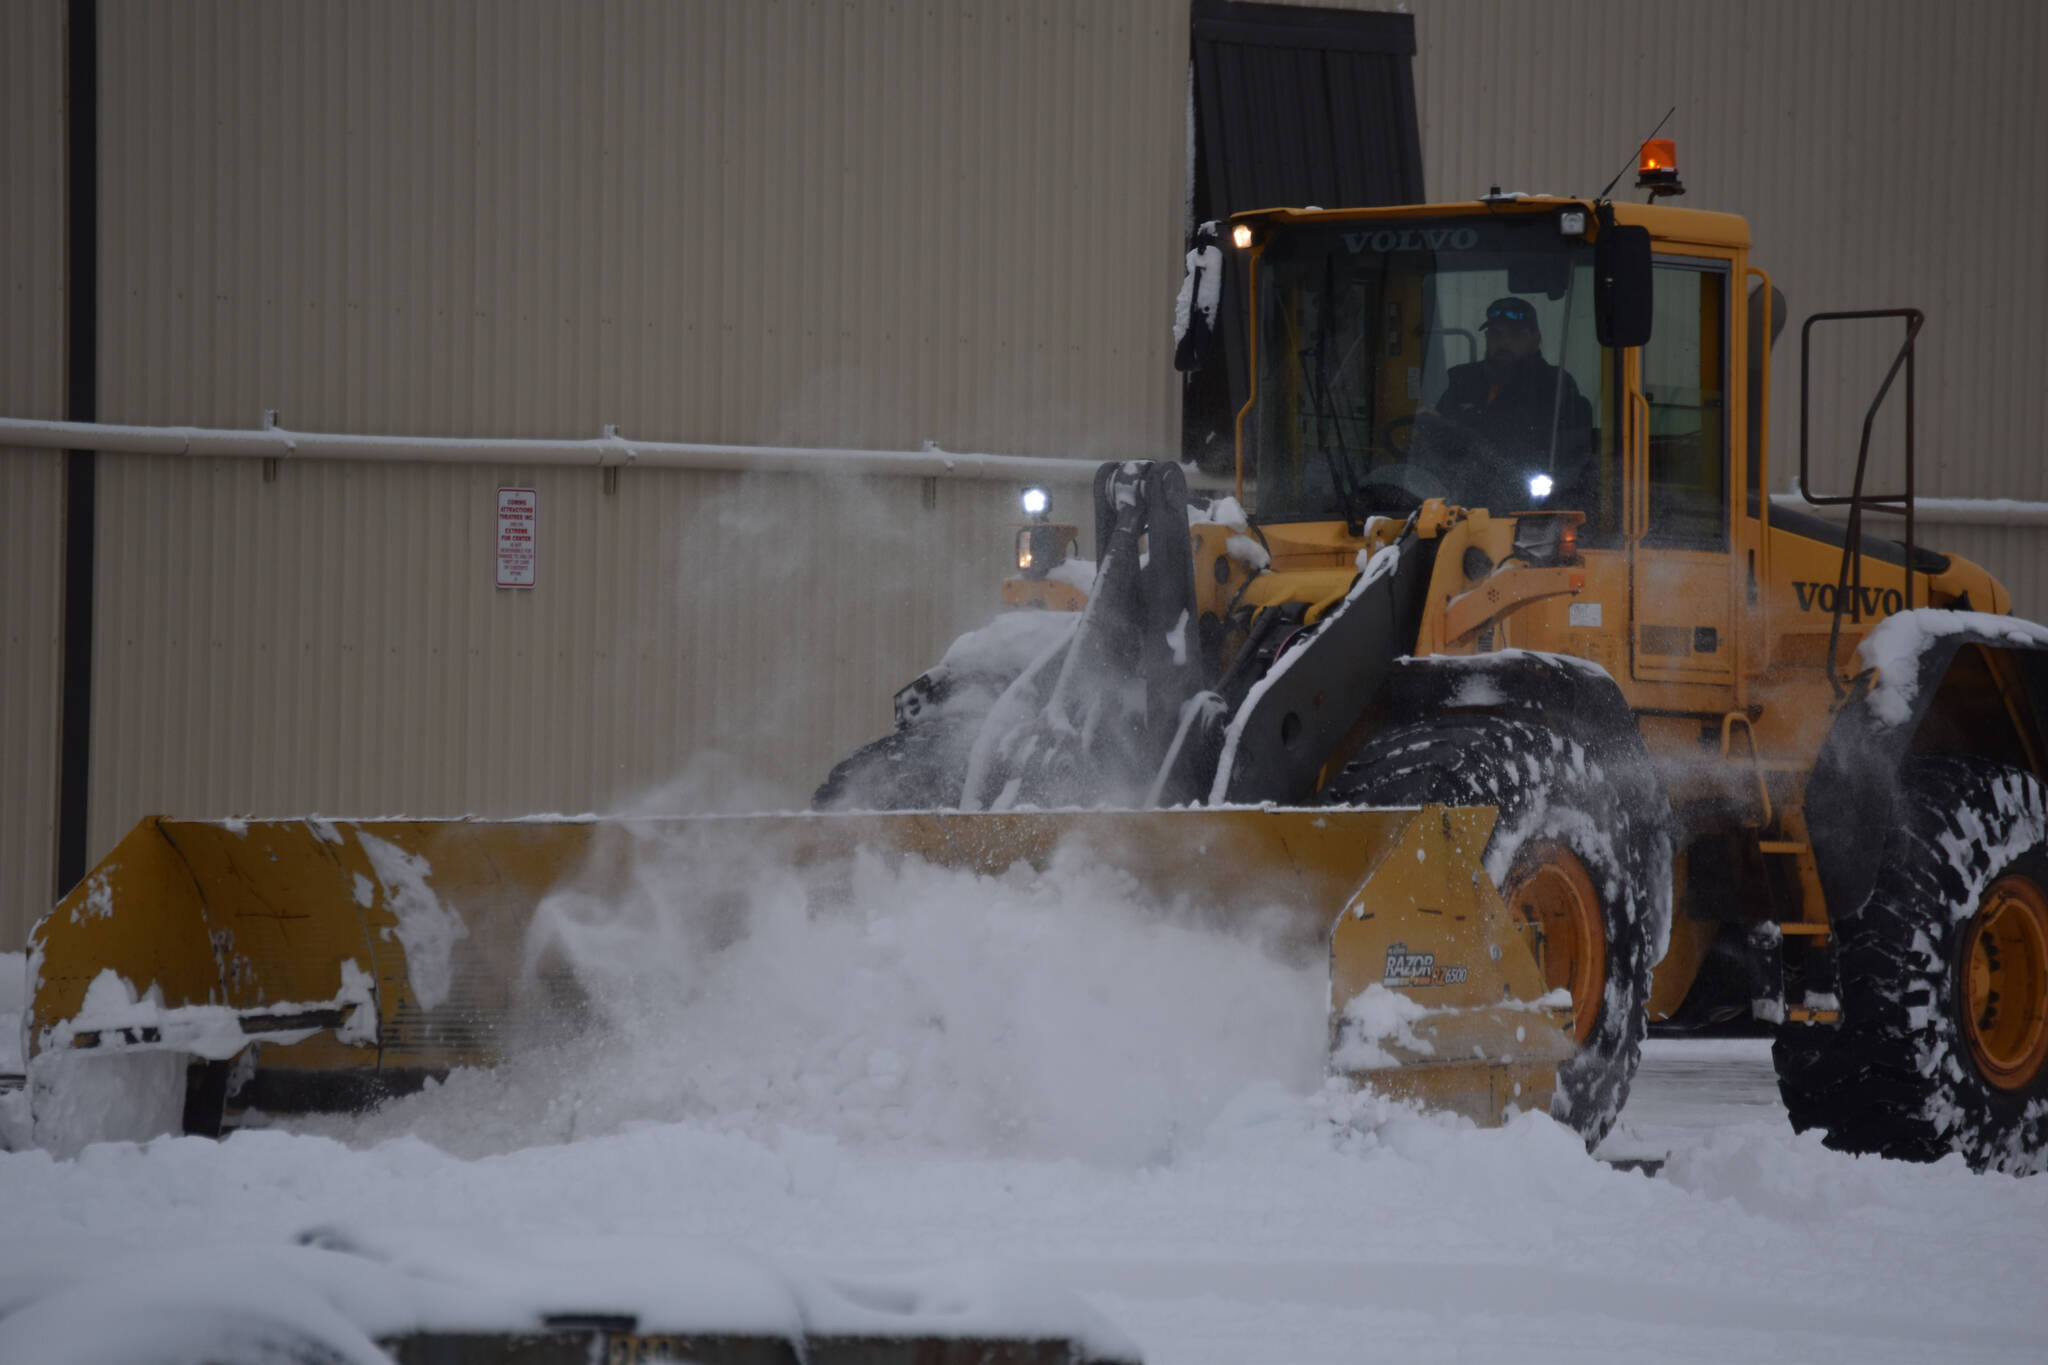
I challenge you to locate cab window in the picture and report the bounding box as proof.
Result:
[1643,262,1729,546]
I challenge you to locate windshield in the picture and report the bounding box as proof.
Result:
[1247,215,1615,536]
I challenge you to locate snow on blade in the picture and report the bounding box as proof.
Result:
[322,824,1328,1165]
[357,830,468,1010]
[1330,983,1434,1070]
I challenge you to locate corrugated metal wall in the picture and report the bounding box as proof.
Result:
[1,1,66,945]
[94,0,1186,455]
[84,457,1025,861]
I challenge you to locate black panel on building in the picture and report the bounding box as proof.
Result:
[1185,1,1424,470]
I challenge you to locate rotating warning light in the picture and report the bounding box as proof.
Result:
[1231,223,1255,250]
[1636,138,1685,198]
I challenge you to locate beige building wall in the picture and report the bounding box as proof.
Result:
[83,456,1029,865]
[1,0,66,946]
[94,0,1188,456]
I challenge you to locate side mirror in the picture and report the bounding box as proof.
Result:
[1595,224,1653,348]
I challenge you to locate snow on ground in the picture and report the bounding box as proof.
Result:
[5,846,2048,1362]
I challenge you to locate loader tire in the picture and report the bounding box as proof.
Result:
[1325,715,1666,1148]
[1773,758,2048,1173]
[812,718,979,811]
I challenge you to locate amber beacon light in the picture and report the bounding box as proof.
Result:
[1636,138,1685,197]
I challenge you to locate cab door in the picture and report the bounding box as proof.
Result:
[1630,258,1736,688]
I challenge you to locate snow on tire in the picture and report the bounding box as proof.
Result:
[1774,757,2048,1174]
[812,612,1078,812]
[1325,715,1669,1149]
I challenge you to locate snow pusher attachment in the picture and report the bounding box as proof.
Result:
[28,804,1572,1144]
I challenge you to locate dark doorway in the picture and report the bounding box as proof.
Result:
[1185,0,1424,472]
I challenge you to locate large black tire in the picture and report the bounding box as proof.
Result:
[1325,714,1670,1148]
[812,718,980,811]
[1774,757,2048,1173]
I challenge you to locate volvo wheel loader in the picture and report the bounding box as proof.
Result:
[816,167,2048,1172]
[24,156,2048,1172]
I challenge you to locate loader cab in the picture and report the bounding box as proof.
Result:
[1235,206,1619,538]
[1233,198,1760,722]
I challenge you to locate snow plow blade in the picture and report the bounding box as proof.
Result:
[27,806,1571,1143]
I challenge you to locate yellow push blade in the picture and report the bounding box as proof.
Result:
[29,805,1566,1135]
[1327,804,1577,1126]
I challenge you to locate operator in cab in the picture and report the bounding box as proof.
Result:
[1429,296,1592,510]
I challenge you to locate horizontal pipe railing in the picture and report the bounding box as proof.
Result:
[6,418,2033,521]
[1771,490,2048,528]
[0,416,1111,484]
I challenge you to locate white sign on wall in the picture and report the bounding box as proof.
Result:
[496,487,537,588]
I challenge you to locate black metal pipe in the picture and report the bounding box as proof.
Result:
[58,0,98,896]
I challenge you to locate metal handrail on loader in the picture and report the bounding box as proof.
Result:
[1798,307,1925,698]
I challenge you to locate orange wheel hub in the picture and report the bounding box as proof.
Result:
[1962,872,2048,1092]
[1504,841,1607,1044]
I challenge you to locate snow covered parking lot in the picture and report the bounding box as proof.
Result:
[5,980,2047,1362]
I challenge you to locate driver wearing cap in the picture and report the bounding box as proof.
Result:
[1435,296,1592,500]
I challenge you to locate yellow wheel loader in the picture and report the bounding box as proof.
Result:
[25,166,2048,1172]
[821,179,2048,1171]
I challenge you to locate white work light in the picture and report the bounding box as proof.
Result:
[1231,223,1254,250]
[1021,486,1050,519]
[1558,208,1588,236]
[1528,473,1555,500]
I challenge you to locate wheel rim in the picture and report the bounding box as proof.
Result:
[1962,872,2048,1091]
[1504,841,1607,1045]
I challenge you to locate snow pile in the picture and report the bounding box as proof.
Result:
[307,827,1327,1165]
